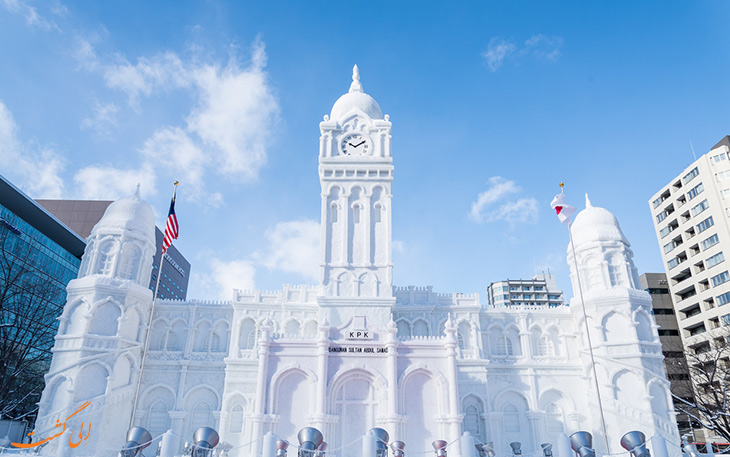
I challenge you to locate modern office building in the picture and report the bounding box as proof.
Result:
[487,272,564,307]
[639,273,706,440]
[649,136,730,351]
[0,174,84,425]
[36,199,190,300]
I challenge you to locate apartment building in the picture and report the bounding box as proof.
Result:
[649,136,730,351]
[487,272,564,307]
[639,273,707,439]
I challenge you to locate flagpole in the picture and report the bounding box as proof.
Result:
[563,183,611,453]
[129,182,178,429]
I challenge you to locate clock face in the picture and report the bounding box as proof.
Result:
[340,133,370,156]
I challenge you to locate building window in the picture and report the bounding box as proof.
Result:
[713,152,728,163]
[707,252,725,269]
[330,203,339,223]
[697,216,714,234]
[691,199,709,217]
[687,182,704,200]
[658,329,680,336]
[683,167,700,184]
[716,291,730,306]
[721,314,730,327]
[701,234,720,250]
[717,170,730,181]
[711,271,730,287]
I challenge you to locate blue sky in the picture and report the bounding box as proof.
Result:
[1,1,730,300]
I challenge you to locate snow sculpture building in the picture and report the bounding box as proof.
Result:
[35,67,679,457]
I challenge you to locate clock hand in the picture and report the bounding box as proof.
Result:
[348,142,356,147]
[354,141,366,147]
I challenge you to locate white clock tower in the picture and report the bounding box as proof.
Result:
[318,65,393,301]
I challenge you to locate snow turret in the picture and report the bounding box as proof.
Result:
[568,194,640,295]
[35,190,156,456]
[330,65,383,121]
[77,191,156,287]
[566,197,679,453]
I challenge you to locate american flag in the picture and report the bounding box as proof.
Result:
[162,182,179,253]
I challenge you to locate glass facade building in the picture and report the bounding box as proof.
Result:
[0,175,85,424]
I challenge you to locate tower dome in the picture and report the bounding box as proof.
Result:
[91,191,156,242]
[330,65,383,121]
[570,194,629,248]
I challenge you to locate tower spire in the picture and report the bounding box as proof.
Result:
[349,64,363,93]
[585,193,593,208]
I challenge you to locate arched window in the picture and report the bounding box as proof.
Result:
[285,320,301,336]
[495,333,513,355]
[352,203,361,224]
[396,320,411,339]
[536,336,551,356]
[373,203,383,223]
[545,403,564,433]
[229,404,244,433]
[462,396,485,443]
[330,202,339,223]
[96,242,116,275]
[503,404,520,433]
[147,401,171,438]
[166,331,180,351]
[458,322,472,350]
[239,319,256,350]
[412,320,429,337]
[204,332,221,352]
[119,244,141,281]
[189,402,213,436]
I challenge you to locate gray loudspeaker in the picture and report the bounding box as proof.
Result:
[620,431,650,457]
[119,427,152,457]
[570,432,596,457]
[432,440,448,457]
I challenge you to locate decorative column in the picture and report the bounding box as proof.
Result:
[525,411,544,453]
[382,317,401,436]
[313,318,330,431]
[251,318,273,457]
[169,410,187,451]
[443,316,462,457]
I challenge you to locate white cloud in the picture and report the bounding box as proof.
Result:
[393,240,405,253]
[469,176,538,225]
[0,101,65,198]
[73,163,156,200]
[187,41,278,180]
[139,126,210,201]
[75,37,279,201]
[469,176,520,222]
[103,52,188,105]
[489,197,539,224]
[524,34,563,61]
[483,37,516,72]
[257,220,320,282]
[483,34,563,72]
[191,258,257,301]
[0,0,60,31]
[80,101,119,137]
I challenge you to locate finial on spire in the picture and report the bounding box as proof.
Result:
[349,64,363,93]
[585,193,593,208]
[135,183,141,198]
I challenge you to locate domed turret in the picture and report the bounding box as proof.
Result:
[567,195,640,294]
[330,65,383,121]
[570,194,629,248]
[92,192,156,243]
[78,188,156,285]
